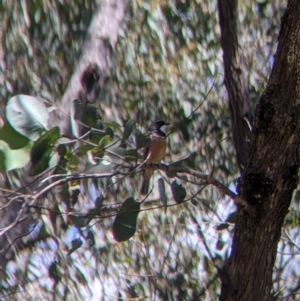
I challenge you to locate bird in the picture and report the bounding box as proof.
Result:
[140,120,170,195]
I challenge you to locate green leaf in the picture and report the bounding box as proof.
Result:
[171,180,186,204]
[86,230,95,248]
[78,103,104,139]
[216,238,225,250]
[105,127,114,139]
[6,94,50,141]
[0,122,33,171]
[53,145,69,174]
[125,149,140,161]
[81,104,101,128]
[76,144,95,155]
[135,133,147,149]
[68,238,83,255]
[99,135,112,147]
[48,261,61,282]
[123,119,134,140]
[112,197,140,242]
[29,126,60,175]
[0,151,5,171]
[89,132,104,145]
[68,154,79,169]
[216,223,229,231]
[0,140,32,171]
[158,178,168,213]
[226,211,237,224]
[103,121,121,129]
[30,127,60,164]
[0,123,30,149]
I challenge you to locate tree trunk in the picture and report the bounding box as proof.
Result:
[54,0,129,135]
[217,0,252,173]
[220,1,300,300]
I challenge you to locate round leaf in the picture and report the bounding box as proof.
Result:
[0,123,30,149]
[0,140,32,171]
[68,238,83,255]
[171,180,187,204]
[226,211,237,224]
[6,94,50,141]
[112,197,140,242]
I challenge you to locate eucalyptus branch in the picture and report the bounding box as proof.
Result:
[32,163,255,215]
[0,195,27,210]
[0,202,28,236]
[187,77,216,120]
[0,163,255,239]
[156,163,255,215]
[0,162,255,239]
[33,170,131,201]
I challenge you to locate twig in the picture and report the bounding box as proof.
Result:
[187,78,216,120]
[156,163,256,215]
[33,163,255,216]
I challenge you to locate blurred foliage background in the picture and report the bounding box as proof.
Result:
[2,0,299,301]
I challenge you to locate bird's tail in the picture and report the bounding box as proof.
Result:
[140,169,153,195]
[140,178,150,195]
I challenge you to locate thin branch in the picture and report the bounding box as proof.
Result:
[156,164,255,215]
[32,163,256,215]
[0,214,28,237]
[1,163,255,240]
[0,196,27,210]
[187,78,216,120]
[0,222,37,265]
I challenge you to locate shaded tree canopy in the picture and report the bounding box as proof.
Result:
[2,1,300,301]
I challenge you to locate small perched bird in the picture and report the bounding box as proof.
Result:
[140,120,170,195]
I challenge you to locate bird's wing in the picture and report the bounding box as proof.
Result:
[143,136,151,161]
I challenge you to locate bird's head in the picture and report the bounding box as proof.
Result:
[149,120,170,131]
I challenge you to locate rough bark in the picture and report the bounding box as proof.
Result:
[220,1,300,300]
[217,0,252,173]
[54,0,129,135]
